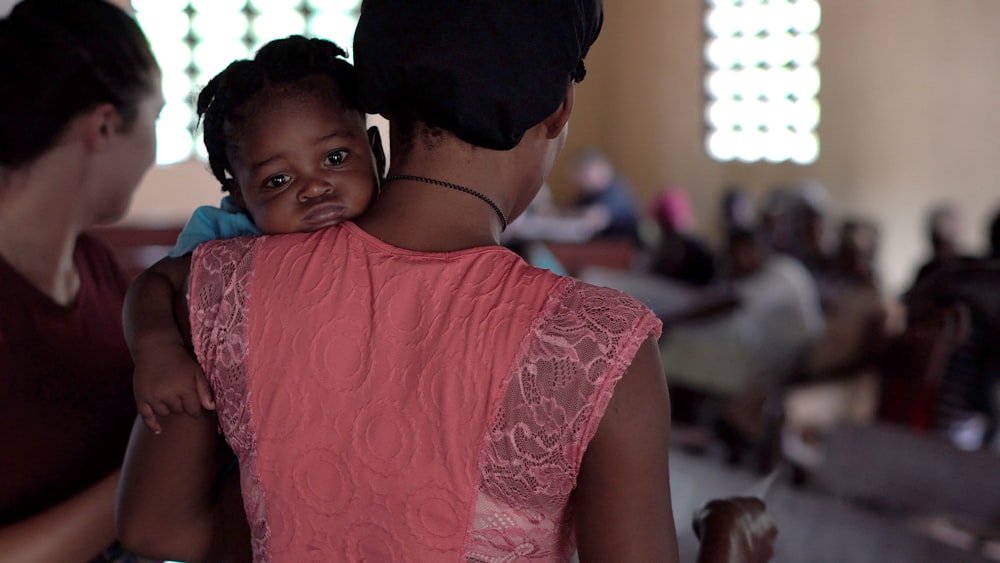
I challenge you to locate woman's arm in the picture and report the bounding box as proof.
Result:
[116,415,237,561]
[574,336,680,562]
[573,336,778,563]
[0,469,119,562]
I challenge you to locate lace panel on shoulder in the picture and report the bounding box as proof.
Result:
[463,278,663,561]
[189,237,271,561]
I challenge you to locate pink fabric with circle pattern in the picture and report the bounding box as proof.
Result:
[189,222,661,562]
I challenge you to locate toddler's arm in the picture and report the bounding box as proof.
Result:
[124,255,214,435]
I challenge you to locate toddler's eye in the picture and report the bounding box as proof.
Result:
[265,174,290,189]
[326,150,348,166]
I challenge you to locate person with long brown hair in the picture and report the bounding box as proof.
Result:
[0,1,161,559]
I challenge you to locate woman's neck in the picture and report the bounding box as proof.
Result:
[358,176,505,252]
[0,158,88,304]
[357,136,530,252]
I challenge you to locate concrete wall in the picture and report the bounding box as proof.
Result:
[118,0,1000,293]
[555,0,1000,293]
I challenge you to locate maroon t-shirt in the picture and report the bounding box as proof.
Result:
[0,235,135,524]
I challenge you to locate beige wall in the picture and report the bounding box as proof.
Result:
[122,0,1000,293]
[557,0,1000,293]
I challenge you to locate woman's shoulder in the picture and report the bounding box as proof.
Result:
[473,276,663,520]
[543,276,660,323]
[527,276,663,365]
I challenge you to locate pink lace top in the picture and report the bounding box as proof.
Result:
[189,222,662,562]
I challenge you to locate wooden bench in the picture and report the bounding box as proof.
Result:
[543,239,636,277]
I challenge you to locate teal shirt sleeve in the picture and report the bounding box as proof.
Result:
[168,198,261,257]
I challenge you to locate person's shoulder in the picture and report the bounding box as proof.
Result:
[563,276,638,300]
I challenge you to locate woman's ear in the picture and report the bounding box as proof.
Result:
[543,83,575,139]
[81,103,120,153]
[368,126,387,180]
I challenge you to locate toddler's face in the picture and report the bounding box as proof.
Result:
[229,92,378,234]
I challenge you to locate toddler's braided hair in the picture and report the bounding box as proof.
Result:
[196,35,360,185]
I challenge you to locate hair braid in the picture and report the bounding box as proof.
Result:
[194,35,359,190]
[196,60,260,184]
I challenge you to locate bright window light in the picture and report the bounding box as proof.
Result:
[133,0,361,166]
[704,0,821,165]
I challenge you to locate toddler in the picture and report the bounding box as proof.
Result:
[125,35,383,434]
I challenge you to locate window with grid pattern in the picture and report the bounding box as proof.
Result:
[133,0,361,165]
[704,0,821,164]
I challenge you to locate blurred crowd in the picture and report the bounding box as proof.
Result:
[504,148,1000,474]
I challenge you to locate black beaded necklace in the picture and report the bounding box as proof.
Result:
[382,174,508,231]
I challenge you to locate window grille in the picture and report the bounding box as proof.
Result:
[704,0,821,164]
[133,0,361,165]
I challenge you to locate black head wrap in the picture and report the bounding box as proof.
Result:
[354,0,604,151]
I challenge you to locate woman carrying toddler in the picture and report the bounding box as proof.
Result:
[119,3,775,562]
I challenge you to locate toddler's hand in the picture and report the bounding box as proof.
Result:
[134,344,215,435]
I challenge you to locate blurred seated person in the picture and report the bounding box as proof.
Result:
[909,203,977,289]
[800,218,898,379]
[783,219,903,470]
[795,198,836,282]
[892,208,1000,449]
[502,183,611,244]
[661,227,824,454]
[787,182,836,281]
[902,247,1000,450]
[649,186,716,287]
[988,207,1000,260]
[568,148,640,240]
[719,187,757,240]
[758,186,796,255]
[502,183,614,275]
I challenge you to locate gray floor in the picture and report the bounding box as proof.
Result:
[668,449,991,563]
